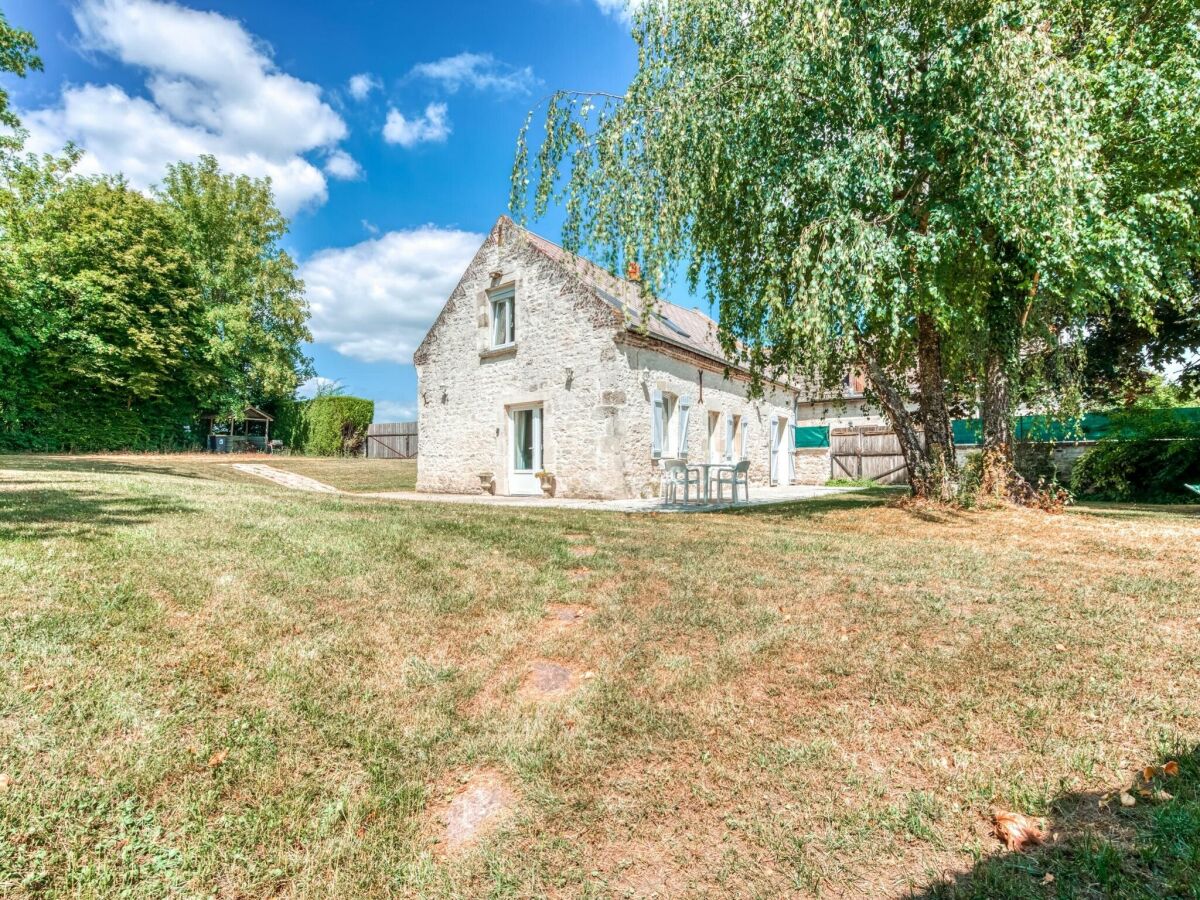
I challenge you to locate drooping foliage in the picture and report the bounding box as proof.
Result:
[512,0,1200,497]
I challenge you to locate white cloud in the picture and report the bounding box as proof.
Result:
[297,376,339,398]
[19,0,349,215]
[382,103,450,148]
[594,0,645,21]
[347,72,380,101]
[373,400,416,423]
[301,226,484,365]
[324,148,362,180]
[410,52,536,95]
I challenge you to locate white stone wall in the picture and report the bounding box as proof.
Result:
[793,449,831,485]
[415,228,798,500]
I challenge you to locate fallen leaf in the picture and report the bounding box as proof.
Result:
[1119,792,1136,807]
[1041,873,1055,885]
[1142,766,1157,782]
[1164,761,1180,777]
[992,810,1045,851]
[1152,789,1174,802]
[0,773,11,791]
[207,749,228,769]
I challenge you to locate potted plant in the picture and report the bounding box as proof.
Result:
[536,471,556,498]
[478,472,495,495]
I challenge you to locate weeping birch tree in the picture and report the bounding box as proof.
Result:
[511,0,1197,499]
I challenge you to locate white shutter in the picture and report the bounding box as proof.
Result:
[650,390,664,459]
[786,415,796,483]
[678,396,693,459]
[724,414,734,462]
[768,414,779,483]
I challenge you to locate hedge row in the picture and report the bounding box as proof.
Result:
[277,396,374,456]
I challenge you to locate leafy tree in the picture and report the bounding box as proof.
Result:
[0,147,80,432]
[512,0,1200,500]
[157,155,313,418]
[513,0,1102,498]
[0,9,40,142]
[974,1,1200,482]
[2,176,204,449]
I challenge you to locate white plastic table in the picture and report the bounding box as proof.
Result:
[688,462,735,503]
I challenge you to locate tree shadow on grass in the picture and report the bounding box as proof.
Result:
[1069,502,1200,523]
[914,744,1200,899]
[0,456,214,481]
[0,486,194,541]
[721,490,892,520]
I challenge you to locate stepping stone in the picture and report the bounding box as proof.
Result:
[568,545,595,558]
[546,604,589,625]
[230,464,338,494]
[567,568,591,582]
[518,660,580,701]
[440,771,515,852]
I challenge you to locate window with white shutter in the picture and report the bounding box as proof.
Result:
[651,390,664,458]
[677,396,692,458]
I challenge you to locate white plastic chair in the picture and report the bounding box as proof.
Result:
[714,459,751,503]
[661,459,700,505]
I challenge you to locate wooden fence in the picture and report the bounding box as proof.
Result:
[829,425,918,485]
[366,421,418,459]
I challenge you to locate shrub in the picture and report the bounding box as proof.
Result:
[294,396,374,456]
[1070,410,1200,503]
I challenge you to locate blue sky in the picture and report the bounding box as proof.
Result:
[2,0,643,421]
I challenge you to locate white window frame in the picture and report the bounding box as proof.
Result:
[489,286,515,349]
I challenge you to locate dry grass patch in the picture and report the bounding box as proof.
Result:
[0,456,1197,897]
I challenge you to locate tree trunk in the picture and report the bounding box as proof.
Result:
[859,347,930,495]
[978,265,1033,500]
[914,312,957,501]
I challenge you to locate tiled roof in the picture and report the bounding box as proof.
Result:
[513,221,736,369]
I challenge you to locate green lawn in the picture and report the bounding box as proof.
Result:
[1,456,1197,898]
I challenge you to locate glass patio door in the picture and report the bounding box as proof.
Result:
[509,405,543,494]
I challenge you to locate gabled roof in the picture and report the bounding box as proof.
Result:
[509,219,739,370]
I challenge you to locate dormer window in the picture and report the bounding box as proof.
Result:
[490,286,515,348]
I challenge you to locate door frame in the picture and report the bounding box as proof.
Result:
[769,414,792,486]
[506,403,543,495]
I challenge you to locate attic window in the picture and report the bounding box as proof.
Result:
[490,286,515,348]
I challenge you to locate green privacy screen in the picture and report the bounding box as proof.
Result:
[953,408,1200,446]
[799,408,1200,448]
[794,425,831,448]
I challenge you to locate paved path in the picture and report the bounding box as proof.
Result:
[360,483,854,513]
[230,463,340,493]
[230,463,855,512]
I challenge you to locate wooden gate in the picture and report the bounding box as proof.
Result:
[366,422,418,459]
[829,425,916,484]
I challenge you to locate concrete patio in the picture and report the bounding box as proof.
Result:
[360,482,856,513]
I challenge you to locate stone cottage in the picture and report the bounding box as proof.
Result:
[413,217,807,500]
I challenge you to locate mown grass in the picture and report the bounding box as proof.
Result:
[19,453,419,493]
[1,455,1197,898]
